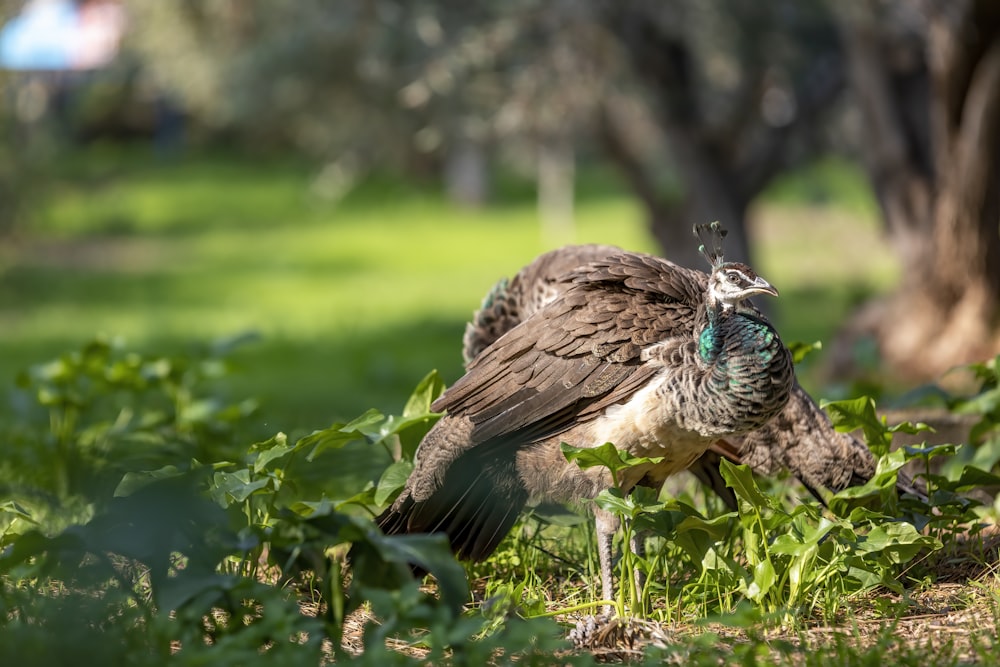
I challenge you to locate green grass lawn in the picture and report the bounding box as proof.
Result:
[0,148,897,434]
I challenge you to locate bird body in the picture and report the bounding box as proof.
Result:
[378,225,795,601]
[459,243,901,509]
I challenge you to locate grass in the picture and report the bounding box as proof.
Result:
[0,147,897,435]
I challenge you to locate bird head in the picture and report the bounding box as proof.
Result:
[694,221,779,310]
[707,262,779,308]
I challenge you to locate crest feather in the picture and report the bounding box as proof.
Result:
[694,221,727,268]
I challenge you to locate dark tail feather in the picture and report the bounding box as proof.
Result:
[688,447,739,511]
[376,455,528,563]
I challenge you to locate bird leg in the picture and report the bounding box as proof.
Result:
[630,529,647,605]
[593,508,619,613]
[593,506,650,615]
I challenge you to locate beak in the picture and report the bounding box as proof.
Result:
[747,276,779,298]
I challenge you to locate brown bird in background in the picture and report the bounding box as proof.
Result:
[378,223,797,603]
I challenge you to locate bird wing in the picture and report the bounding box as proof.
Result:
[462,244,625,365]
[437,251,706,447]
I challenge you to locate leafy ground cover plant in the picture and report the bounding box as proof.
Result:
[2,341,1000,664]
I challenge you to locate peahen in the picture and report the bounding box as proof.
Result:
[461,243,886,511]
[378,223,796,603]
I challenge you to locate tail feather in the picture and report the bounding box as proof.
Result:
[377,452,528,563]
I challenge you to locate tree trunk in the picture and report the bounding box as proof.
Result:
[832,0,1000,379]
[598,1,842,271]
[444,138,490,207]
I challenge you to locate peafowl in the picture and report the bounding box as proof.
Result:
[378,223,795,604]
[461,243,888,511]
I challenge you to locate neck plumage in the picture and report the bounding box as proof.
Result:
[693,301,793,434]
[698,299,732,363]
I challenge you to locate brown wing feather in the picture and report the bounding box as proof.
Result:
[435,251,705,450]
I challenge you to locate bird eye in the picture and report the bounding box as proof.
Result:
[727,273,740,284]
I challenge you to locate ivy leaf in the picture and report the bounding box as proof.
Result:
[301,410,385,460]
[211,469,271,505]
[251,432,293,473]
[374,460,414,507]
[592,487,639,519]
[402,370,446,418]
[743,559,776,603]
[787,340,822,365]
[114,464,186,497]
[718,459,781,512]
[561,442,664,486]
[952,465,1000,491]
[856,522,940,565]
[822,397,892,455]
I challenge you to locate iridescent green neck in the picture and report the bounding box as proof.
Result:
[698,305,724,362]
[698,307,777,364]
[698,320,721,362]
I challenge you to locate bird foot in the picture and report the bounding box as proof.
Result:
[568,613,639,651]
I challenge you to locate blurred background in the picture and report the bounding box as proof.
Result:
[1,0,997,436]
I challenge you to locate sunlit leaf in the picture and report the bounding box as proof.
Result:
[250,432,293,473]
[211,469,271,505]
[301,411,385,460]
[374,460,414,507]
[592,487,636,517]
[822,397,891,455]
[787,340,822,365]
[953,386,1000,415]
[718,459,781,512]
[561,442,664,485]
[114,464,185,497]
[745,559,776,602]
[403,369,446,418]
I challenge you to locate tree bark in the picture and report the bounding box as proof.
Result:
[597,1,843,271]
[831,0,1000,379]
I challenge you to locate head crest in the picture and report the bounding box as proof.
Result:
[694,221,727,268]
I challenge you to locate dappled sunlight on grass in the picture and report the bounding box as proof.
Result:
[2,151,651,427]
[1,149,895,429]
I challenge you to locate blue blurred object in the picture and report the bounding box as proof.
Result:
[0,0,78,70]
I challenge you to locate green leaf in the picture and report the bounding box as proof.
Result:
[954,385,1000,416]
[403,370,446,418]
[787,340,822,365]
[301,411,386,460]
[560,442,664,487]
[744,559,776,602]
[114,465,186,497]
[856,522,940,564]
[157,572,238,613]
[592,487,639,519]
[902,442,957,458]
[250,432,293,473]
[770,517,839,556]
[952,465,1000,491]
[822,397,892,455]
[383,412,441,436]
[374,460,414,507]
[211,469,271,505]
[718,459,781,512]
[366,531,470,614]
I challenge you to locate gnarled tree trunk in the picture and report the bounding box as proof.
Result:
[597,1,843,270]
[832,0,1000,379]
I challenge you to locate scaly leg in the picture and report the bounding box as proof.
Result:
[593,508,620,612]
[630,529,647,603]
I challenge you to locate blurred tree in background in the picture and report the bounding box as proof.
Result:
[830,0,1000,380]
[4,0,999,380]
